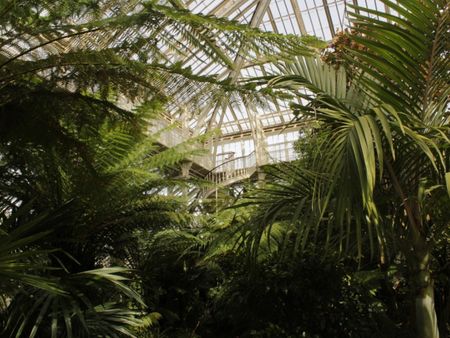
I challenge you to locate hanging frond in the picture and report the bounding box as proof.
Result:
[241,0,449,264]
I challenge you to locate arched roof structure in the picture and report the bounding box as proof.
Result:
[159,0,390,173]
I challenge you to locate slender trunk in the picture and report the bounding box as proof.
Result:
[410,244,440,338]
[436,282,449,338]
[385,161,440,337]
[415,277,440,338]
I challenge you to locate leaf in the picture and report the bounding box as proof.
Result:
[445,172,450,198]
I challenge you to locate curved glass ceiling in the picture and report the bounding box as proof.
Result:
[162,0,389,139]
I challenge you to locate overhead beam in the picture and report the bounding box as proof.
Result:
[228,104,244,132]
[322,0,335,36]
[190,1,260,76]
[351,0,360,14]
[205,0,272,164]
[290,0,307,35]
[158,0,234,76]
[267,6,280,33]
[210,0,254,17]
[217,121,303,142]
[228,0,271,82]
[206,0,272,130]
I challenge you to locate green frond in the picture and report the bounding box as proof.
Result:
[3,267,144,338]
[242,0,449,265]
[347,0,450,119]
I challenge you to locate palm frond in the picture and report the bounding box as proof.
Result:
[3,267,144,338]
[242,0,449,264]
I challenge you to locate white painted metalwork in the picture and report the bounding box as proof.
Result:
[160,0,389,170]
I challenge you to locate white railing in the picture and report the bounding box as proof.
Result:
[267,147,297,164]
[148,118,213,170]
[201,148,300,197]
[205,166,257,185]
[214,151,256,172]
[205,151,257,186]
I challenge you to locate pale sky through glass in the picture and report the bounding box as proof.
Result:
[163,0,388,165]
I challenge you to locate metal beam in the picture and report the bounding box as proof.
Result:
[211,0,254,17]
[205,0,272,165]
[158,0,234,76]
[228,0,271,82]
[217,120,303,142]
[227,0,260,19]
[290,0,307,35]
[207,0,271,130]
[189,1,260,76]
[267,6,280,33]
[228,104,244,132]
[191,101,219,136]
[351,0,360,14]
[322,0,335,36]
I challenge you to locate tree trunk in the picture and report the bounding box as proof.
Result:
[415,278,440,338]
[411,245,440,338]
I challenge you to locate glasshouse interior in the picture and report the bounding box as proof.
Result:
[0,0,449,337]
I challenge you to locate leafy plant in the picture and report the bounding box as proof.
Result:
[243,0,449,337]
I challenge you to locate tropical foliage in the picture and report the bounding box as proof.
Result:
[0,0,268,336]
[0,0,448,337]
[242,0,449,337]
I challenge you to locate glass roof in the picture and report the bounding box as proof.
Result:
[162,0,389,139]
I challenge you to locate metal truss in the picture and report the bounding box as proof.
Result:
[162,0,388,169]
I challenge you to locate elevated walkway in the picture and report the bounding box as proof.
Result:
[200,147,298,197]
[148,116,213,177]
[202,151,257,197]
[147,115,298,192]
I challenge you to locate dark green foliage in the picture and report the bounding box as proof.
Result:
[240,0,449,336]
[1,0,448,337]
[0,63,202,334]
[129,223,417,338]
[134,230,218,337]
[0,2,228,335]
[212,257,385,338]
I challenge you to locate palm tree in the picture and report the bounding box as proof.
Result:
[243,0,449,337]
